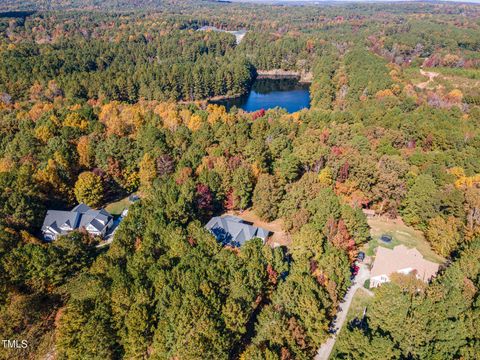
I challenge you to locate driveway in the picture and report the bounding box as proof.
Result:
[314,263,372,360]
[96,216,124,248]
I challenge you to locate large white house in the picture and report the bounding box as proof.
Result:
[41,203,113,241]
[370,245,440,288]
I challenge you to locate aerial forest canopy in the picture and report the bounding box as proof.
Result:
[0,1,480,359]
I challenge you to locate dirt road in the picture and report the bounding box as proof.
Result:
[416,69,439,89]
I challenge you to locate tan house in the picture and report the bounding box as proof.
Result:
[370,245,439,288]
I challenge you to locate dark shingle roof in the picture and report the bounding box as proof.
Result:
[41,210,81,234]
[72,203,92,213]
[42,203,112,240]
[205,216,270,247]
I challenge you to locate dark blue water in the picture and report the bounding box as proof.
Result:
[212,78,311,113]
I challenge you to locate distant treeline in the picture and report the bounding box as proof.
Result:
[0,31,256,102]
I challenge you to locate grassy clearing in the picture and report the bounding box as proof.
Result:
[331,288,373,357]
[104,195,133,216]
[344,288,373,323]
[366,217,444,263]
[434,67,480,80]
[405,66,480,96]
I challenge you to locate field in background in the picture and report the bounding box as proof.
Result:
[404,67,480,97]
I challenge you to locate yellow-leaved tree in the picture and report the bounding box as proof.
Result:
[99,102,145,136]
[0,157,14,173]
[426,216,462,257]
[63,112,89,130]
[74,171,104,208]
[35,158,73,202]
[318,167,333,187]
[77,136,92,168]
[138,153,157,191]
[34,125,54,143]
[187,114,203,131]
[155,102,180,131]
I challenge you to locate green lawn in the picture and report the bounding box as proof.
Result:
[104,195,134,216]
[345,288,373,323]
[331,288,374,357]
[366,217,444,264]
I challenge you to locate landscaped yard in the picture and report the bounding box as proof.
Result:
[366,217,444,264]
[104,195,135,216]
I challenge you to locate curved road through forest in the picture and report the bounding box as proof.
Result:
[315,263,372,360]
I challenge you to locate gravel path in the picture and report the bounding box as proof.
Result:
[314,263,372,360]
[416,69,439,89]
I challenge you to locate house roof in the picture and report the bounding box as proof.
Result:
[42,210,81,234]
[78,214,108,232]
[72,203,92,213]
[205,215,270,247]
[370,245,439,282]
[42,203,112,239]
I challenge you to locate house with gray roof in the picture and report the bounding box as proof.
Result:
[205,215,270,247]
[41,203,113,241]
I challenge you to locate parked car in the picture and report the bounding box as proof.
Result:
[328,326,337,334]
[128,194,140,203]
[357,251,365,262]
[351,264,359,279]
[380,234,392,243]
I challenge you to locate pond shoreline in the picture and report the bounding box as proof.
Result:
[209,77,311,113]
[180,70,312,107]
[178,92,243,107]
[256,69,313,83]
[181,72,312,110]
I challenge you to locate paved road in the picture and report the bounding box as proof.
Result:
[314,263,372,360]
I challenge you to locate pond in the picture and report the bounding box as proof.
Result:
[212,77,311,113]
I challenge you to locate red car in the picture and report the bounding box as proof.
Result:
[351,264,359,278]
